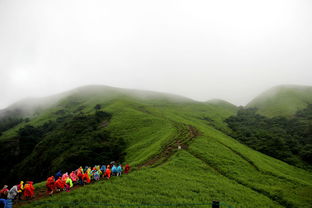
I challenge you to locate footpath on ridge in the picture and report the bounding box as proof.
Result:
[138,123,200,168]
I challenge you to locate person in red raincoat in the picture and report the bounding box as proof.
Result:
[55,177,65,192]
[104,166,111,179]
[23,181,35,199]
[124,164,131,174]
[82,172,91,184]
[77,171,84,185]
[46,176,55,195]
[0,185,9,199]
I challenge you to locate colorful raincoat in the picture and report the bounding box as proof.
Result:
[7,185,18,199]
[70,171,78,182]
[117,165,122,173]
[17,181,24,193]
[46,176,55,193]
[0,186,9,199]
[124,164,130,174]
[93,171,100,181]
[83,172,91,183]
[55,171,62,179]
[62,173,69,181]
[100,165,106,173]
[55,178,65,189]
[23,182,35,198]
[65,178,73,188]
[111,165,117,174]
[104,168,111,179]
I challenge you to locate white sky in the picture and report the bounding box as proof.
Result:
[1,0,312,109]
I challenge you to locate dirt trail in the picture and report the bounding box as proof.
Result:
[137,124,200,168]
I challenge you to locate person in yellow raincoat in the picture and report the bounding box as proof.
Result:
[17,181,24,200]
[87,168,92,180]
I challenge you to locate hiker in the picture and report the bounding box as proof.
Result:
[7,185,18,200]
[93,170,100,181]
[77,167,83,177]
[111,165,117,176]
[46,176,55,195]
[65,178,73,192]
[55,170,62,179]
[95,166,102,176]
[55,177,65,192]
[100,165,106,178]
[91,168,96,180]
[117,164,122,176]
[104,165,111,179]
[23,181,35,200]
[62,172,69,181]
[0,185,9,199]
[77,170,84,185]
[78,167,84,174]
[86,167,92,180]
[17,181,24,200]
[82,172,91,184]
[70,171,78,183]
[124,164,131,174]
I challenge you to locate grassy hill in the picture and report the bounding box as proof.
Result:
[247,85,312,117]
[0,85,312,208]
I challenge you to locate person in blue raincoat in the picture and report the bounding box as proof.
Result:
[55,171,62,179]
[100,165,106,172]
[111,165,117,176]
[116,164,122,176]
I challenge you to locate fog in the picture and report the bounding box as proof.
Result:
[1,0,312,109]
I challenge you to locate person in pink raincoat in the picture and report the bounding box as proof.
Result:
[62,172,69,181]
[70,171,78,183]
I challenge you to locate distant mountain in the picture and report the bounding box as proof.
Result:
[206,99,237,111]
[247,85,312,117]
[0,92,68,119]
[0,85,193,117]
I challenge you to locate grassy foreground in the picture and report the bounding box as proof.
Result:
[21,151,284,208]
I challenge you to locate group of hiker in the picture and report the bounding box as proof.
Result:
[0,181,35,201]
[0,163,131,201]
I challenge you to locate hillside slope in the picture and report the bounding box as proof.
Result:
[247,85,312,117]
[0,85,234,184]
[0,85,311,208]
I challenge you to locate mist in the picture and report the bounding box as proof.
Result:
[1,0,312,109]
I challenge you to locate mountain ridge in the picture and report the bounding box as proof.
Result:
[247,84,312,117]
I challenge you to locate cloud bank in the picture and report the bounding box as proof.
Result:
[0,0,312,109]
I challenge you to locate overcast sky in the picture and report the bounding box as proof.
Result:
[0,0,312,109]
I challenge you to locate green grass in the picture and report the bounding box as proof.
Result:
[0,85,311,208]
[22,151,284,208]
